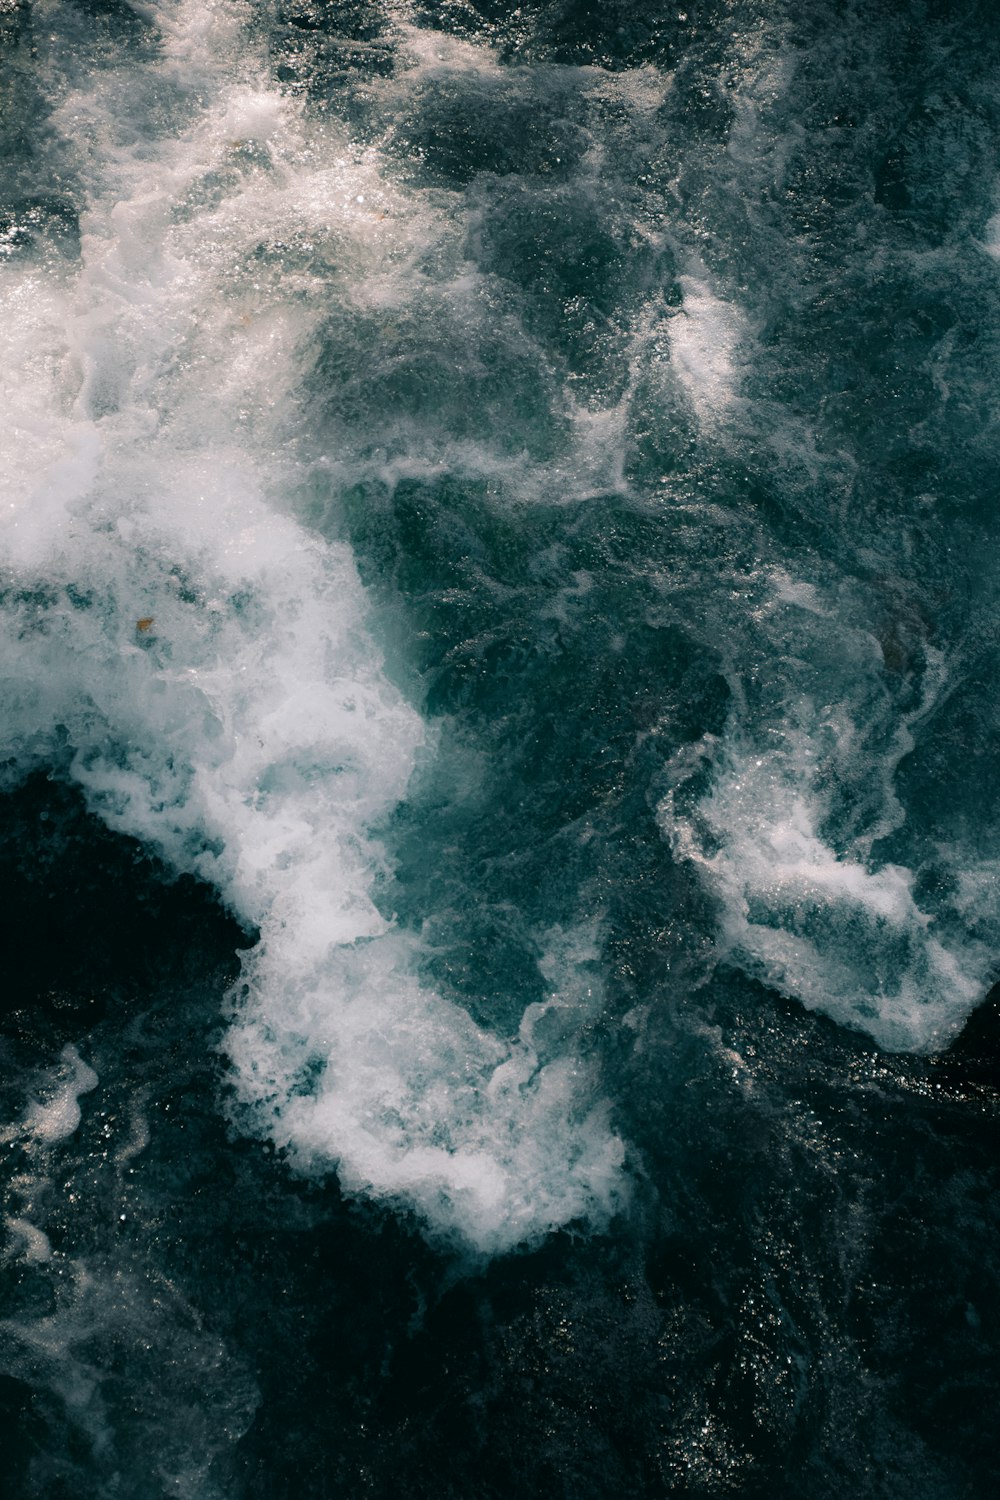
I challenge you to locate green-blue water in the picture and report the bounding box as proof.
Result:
[2,1,1000,1494]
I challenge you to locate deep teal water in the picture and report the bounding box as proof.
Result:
[3,1,1000,1495]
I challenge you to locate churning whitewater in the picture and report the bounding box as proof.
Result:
[5,0,1000,1493]
[4,1,997,1255]
[1,0,630,1252]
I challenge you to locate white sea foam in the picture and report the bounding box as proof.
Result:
[983,206,1000,259]
[26,1045,100,1146]
[0,0,627,1252]
[0,1257,257,1496]
[0,1039,255,1490]
[666,274,748,425]
[665,732,987,1050]
[652,559,999,1054]
[5,1217,54,1265]
[662,651,994,1054]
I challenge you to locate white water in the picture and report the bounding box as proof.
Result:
[661,572,999,1052]
[0,0,627,1253]
[26,1043,100,1145]
[665,272,748,425]
[1,1037,255,1496]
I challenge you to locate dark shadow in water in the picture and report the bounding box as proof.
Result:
[1,776,1000,1498]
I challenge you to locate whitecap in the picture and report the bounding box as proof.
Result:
[0,0,628,1254]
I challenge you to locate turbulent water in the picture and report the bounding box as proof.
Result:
[2,0,1000,1494]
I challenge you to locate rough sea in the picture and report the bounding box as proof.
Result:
[2,1,1000,1494]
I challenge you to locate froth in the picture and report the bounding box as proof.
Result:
[666,274,747,425]
[643,522,1000,1056]
[26,1045,100,1146]
[0,0,627,1253]
[663,717,992,1053]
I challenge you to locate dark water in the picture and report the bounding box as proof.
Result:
[3,1,1000,1494]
